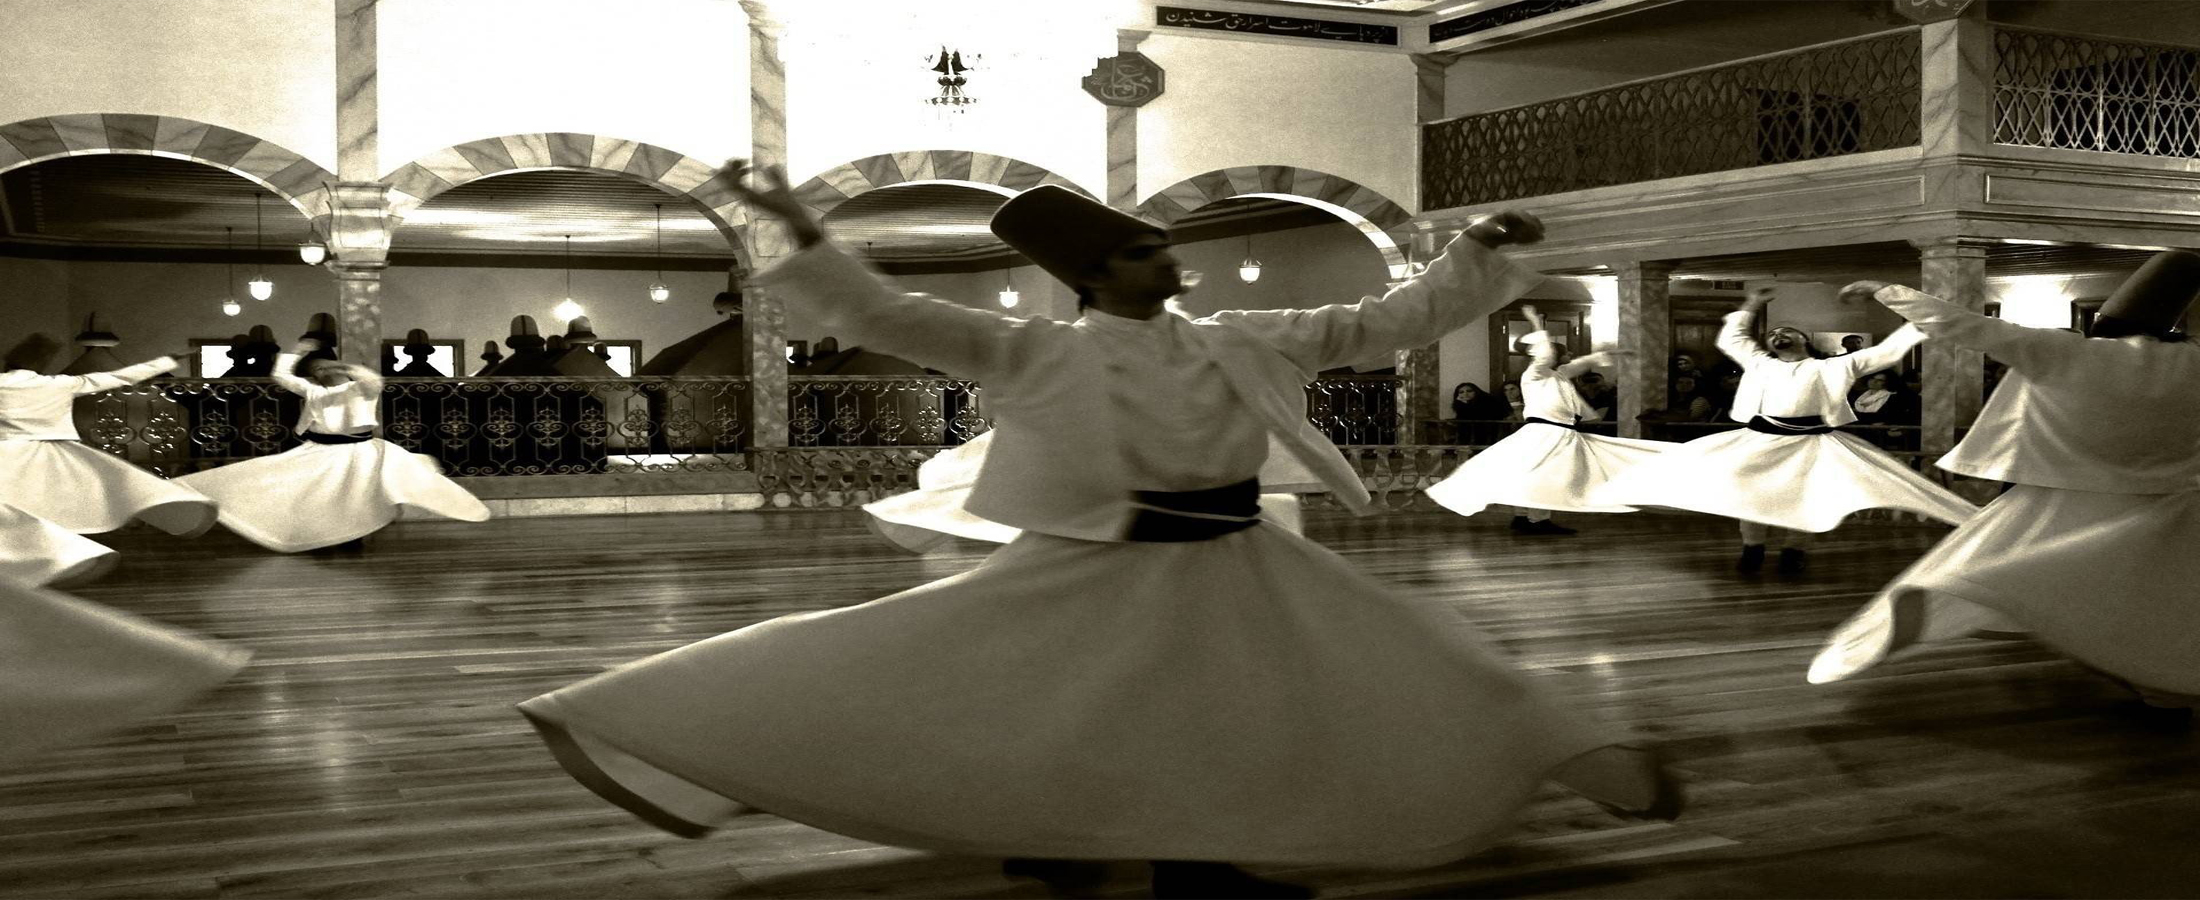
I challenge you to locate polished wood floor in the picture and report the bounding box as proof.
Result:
[4,509,2196,899]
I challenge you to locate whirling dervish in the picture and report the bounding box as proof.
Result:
[1810,252,2200,713]
[0,503,118,587]
[1592,287,1977,574]
[0,333,218,538]
[1423,303,1666,535]
[177,338,490,553]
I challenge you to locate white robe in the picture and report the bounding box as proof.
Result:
[0,503,118,587]
[1425,334,1667,517]
[519,236,1662,866]
[1590,312,1976,531]
[176,356,490,552]
[1811,286,2200,698]
[0,359,218,536]
[0,577,249,767]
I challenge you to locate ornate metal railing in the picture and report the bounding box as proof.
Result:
[1994,26,2200,158]
[788,376,989,447]
[1421,29,1922,208]
[1307,375,1402,445]
[73,376,752,477]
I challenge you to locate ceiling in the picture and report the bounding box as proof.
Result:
[0,154,1332,267]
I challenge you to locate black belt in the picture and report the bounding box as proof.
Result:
[1526,416,1586,432]
[300,430,374,445]
[1125,478,1261,542]
[1745,415,1833,436]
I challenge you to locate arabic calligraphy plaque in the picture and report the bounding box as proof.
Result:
[1083,52,1164,107]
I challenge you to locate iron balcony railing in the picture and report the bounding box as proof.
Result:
[1421,28,1922,209]
[1994,25,2200,158]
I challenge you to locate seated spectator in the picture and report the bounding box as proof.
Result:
[1500,380,1526,422]
[1448,381,1511,444]
[1575,371,1617,420]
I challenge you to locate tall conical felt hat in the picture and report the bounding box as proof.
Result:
[3,333,61,371]
[403,328,432,346]
[988,185,1163,288]
[301,313,338,340]
[2096,250,2200,336]
[508,316,540,338]
[245,325,277,345]
[563,316,598,343]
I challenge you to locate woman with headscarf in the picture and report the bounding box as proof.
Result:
[1593,287,1976,575]
[1449,381,1510,444]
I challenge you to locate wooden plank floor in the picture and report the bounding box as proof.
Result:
[4,509,2196,899]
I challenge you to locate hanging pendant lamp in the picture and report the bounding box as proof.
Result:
[998,267,1020,309]
[247,194,273,300]
[221,226,242,316]
[1238,232,1262,284]
[648,204,671,303]
[553,234,584,322]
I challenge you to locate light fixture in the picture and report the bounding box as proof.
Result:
[554,234,583,322]
[220,226,241,315]
[647,203,671,303]
[298,240,327,265]
[1238,233,1263,284]
[247,194,273,300]
[997,267,1020,309]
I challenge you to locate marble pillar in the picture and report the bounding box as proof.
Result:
[1915,237,1990,454]
[334,0,378,181]
[1918,4,1993,156]
[325,183,393,363]
[741,0,791,449]
[1614,261,1674,439]
[1394,232,1442,442]
[1104,30,1150,212]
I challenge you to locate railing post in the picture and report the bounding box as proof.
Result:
[1613,260,1674,439]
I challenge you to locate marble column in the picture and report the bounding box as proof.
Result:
[1105,29,1149,212]
[1915,236,1990,455]
[325,183,392,363]
[741,0,791,450]
[1397,56,1451,443]
[334,0,378,181]
[1614,260,1674,439]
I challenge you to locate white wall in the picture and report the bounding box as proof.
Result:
[780,0,1113,190]
[0,0,337,170]
[376,0,749,178]
[1141,32,1416,210]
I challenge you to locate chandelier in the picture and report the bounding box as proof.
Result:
[926,46,979,111]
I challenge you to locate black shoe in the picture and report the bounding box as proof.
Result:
[1150,862,1311,900]
[1737,544,1766,574]
[1002,858,1112,898]
[1510,515,1533,532]
[1776,547,1806,574]
[1588,743,1686,822]
[1525,519,1577,535]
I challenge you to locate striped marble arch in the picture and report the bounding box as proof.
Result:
[381,133,750,262]
[790,151,1093,217]
[1139,166,1415,273]
[0,112,339,244]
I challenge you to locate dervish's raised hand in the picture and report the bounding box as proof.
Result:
[1838,280,1893,307]
[1467,210,1545,248]
[1742,286,1777,315]
[1521,304,1545,331]
[715,159,825,249]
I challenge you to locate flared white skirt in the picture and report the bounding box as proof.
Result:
[1589,429,1977,532]
[0,578,250,767]
[0,503,118,587]
[176,438,491,553]
[1810,485,2200,696]
[521,524,1646,867]
[0,440,217,536]
[1424,424,1668,517]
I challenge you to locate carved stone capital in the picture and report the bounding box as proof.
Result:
[326,182,394,267]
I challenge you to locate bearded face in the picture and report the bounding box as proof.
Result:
[1766,328,1808,353]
